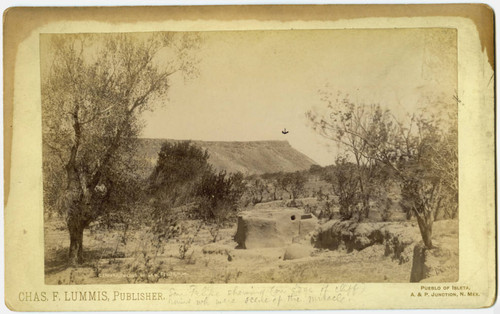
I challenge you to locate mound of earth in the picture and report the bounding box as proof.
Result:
[283,243,314,260]
[312,219,458,267]
[312,220,420,258]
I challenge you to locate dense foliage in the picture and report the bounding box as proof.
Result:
[42,33,200,264]
[149,141,211,207]
[307,91,458,248]
[149,141,245,225]
[195,170,245,223]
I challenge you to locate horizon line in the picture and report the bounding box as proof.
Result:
[137,137,291,143]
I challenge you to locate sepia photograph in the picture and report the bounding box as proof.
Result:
[41,29,459,285]
[4,4,495,311]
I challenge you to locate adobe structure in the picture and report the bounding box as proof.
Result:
[234,208,318,249]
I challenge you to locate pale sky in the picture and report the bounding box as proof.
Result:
[140,29,457,166]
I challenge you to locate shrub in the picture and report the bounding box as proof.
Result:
[149,141,211,207]
[277,171,307,200]
[379,198,393,222]
[194,170,244,224]
[308,164,323,176]
[323,156,362,221]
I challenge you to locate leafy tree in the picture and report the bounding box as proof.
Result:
[247,178,269,204]
[266,179,279,201]
[147,141,245,246]
[323,156,361,221]
[307,93,457,248]
[306,93,383,218]
[261,172,284,200]
[394,116,457,247]
[42,33,200,265]
[146,141,210,249]
[308,164,323,176]
[149,141,210,207]
[195,170,245,223]
[277,171,307,200]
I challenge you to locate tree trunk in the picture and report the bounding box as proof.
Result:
[362,196,370,219]
[67,215,86,266]
[415,213,433,248]
[354,154,370,219]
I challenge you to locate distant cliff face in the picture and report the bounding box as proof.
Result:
[138,138,317,175]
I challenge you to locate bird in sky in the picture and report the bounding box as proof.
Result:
[282,128,289,135]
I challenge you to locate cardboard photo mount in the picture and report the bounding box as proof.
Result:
[3,4,496,311]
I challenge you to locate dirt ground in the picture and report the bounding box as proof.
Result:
[45,207,458,285]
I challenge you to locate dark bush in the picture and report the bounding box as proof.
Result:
[149,141,210,202]
[194,170,245,223]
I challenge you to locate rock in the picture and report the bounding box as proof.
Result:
[311,220,421,263]
[234,208,318,249]
[283,243,314,260]
[226,250,233,262]
[383,231,415,264]
[202,243,233,255]
[312,220,387,252]
[353,236,372,251]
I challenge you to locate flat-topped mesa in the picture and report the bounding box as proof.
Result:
[138,138,318,175]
